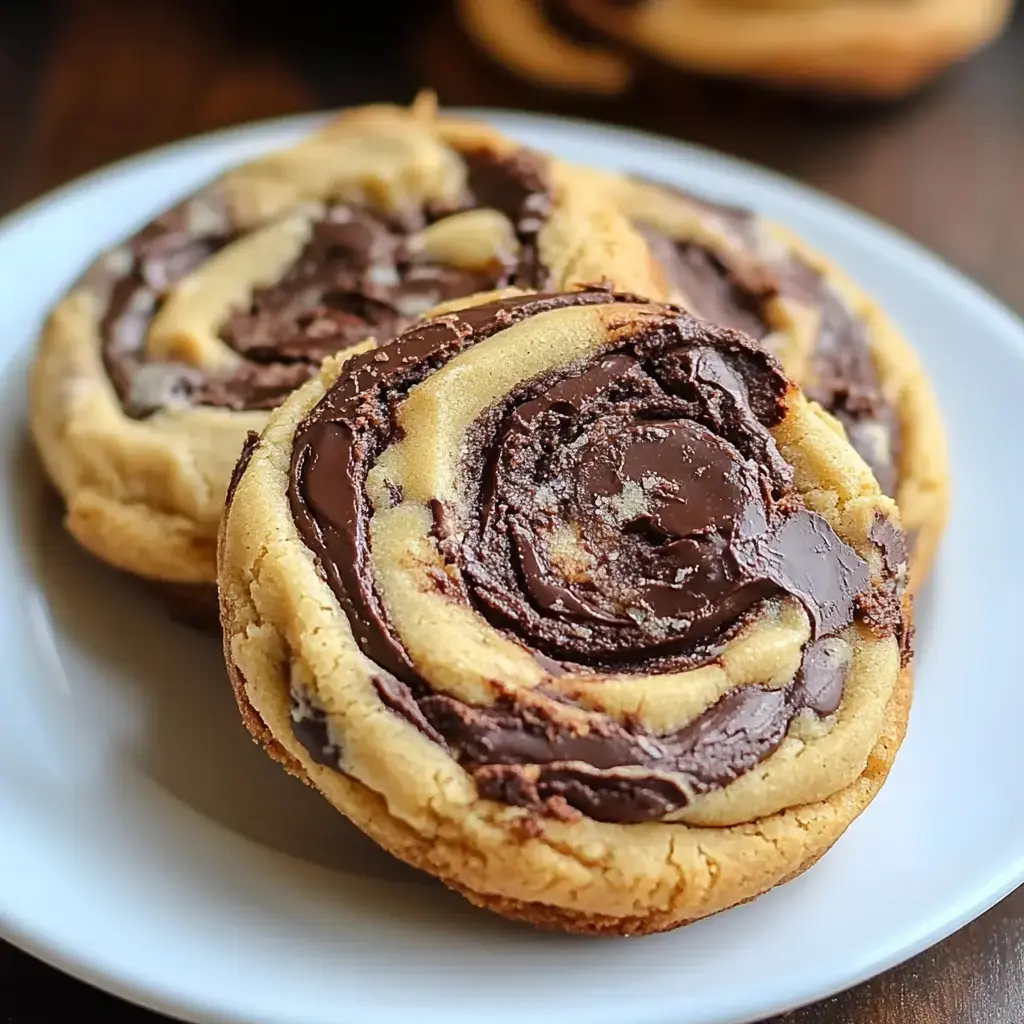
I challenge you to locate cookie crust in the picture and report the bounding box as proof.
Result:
[29,98,662,590]
[219,293,911,932]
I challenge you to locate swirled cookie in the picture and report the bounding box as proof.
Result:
[579,171,948,588]
[219,288,912,934]
[29,98,661,622]
[457,0,1011,98]
[457,0,634,96]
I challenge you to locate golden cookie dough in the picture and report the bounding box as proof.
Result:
[578,170,948,589]
[29,96,662,616]
[219,288,912,934]
[457,0,1011,98]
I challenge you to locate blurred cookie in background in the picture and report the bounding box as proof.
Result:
[458,0,633,96]
[456,0,1013,99]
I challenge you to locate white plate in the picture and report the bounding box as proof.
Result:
[0,110,1020,1024]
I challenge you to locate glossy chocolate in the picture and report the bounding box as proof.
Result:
[461,340,866,672]
[636,183,902,497]
[281,292,901,823]
[90,149,555,418]
[225,430,260,511]
[290,291,626,684]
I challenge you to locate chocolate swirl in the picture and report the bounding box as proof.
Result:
[284,291,905,824]
[410,635,852,823]
[87,149,554,418]
[633,183,902,497]
[458,340,866,672]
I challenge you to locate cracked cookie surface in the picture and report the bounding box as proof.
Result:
[219,288,911,933]
[29,97,661,606]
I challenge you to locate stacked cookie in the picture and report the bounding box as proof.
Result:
[457,0,1012,98]
[30,98,947,936]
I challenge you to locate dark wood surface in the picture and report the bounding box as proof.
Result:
[2,1,1022,1020]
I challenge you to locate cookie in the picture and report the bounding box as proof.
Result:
[457,0,1011,98]
[219,287,912,935]
[29,96,661,625]
[579,170,948,589]
[457,0,634,96]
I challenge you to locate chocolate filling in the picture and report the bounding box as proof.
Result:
[225,430,260,511]
[640,224,774,345]
[290,691,343,768]
[429,635,851,823]
[636,183,902,497]
[459,343,866,672]
[85,148,555,418]
[281,290,904,823]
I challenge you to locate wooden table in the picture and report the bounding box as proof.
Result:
[2,1,1022,1020]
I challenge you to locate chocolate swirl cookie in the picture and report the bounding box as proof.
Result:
[579,170,948,589]
[29,98,661,621]
[219,288,911,935]
[457,0,1011,98]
